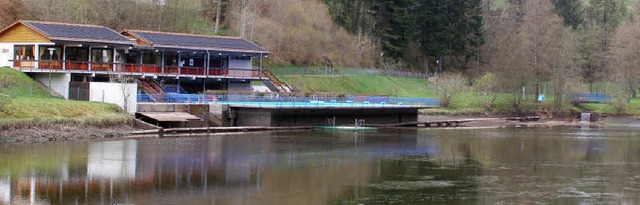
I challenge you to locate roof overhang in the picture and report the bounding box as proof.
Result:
[51,38,135,47]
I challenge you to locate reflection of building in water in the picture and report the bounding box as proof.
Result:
[87,140,138,180]
[0,177,9,204]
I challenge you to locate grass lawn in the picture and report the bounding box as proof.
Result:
[279,75,439,97]
[0,67,130,126]
[581,98,640,116]
[277,74,585,115]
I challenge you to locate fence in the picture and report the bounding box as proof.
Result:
[269,67,429,79]
[137,94,440,107]
[569,93,612,103]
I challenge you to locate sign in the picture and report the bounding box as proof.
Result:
[1,49,8,53]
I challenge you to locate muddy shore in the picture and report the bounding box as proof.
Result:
[1,115,633,144]
[0,124,135,144]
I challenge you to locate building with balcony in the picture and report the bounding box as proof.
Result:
[0,20,283,112]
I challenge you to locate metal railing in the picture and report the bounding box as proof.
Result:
[570,93,612,103]
[270,67,429,78]
[137,94,441,107]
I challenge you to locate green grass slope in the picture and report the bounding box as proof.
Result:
[277,73,629,115]
[280,75,439,97]
[0,67,130,126]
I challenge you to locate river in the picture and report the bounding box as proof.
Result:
[1,125,639,204]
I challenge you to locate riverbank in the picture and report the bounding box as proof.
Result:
[418,114,605,129]
[0,123,135,143]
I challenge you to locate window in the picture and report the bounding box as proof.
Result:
[13,45,35,60]
[39,46,62,61]
[65,47,89,61]
[91,48,113,63]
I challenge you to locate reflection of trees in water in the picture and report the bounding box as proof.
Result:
[330,131,482,205]
[3,129,640,204]
[428,128,640,204]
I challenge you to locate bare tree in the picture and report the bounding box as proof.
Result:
[110,74,138,113]
[434,72,467,108]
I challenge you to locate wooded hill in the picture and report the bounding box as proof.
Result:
[2,0,640,105]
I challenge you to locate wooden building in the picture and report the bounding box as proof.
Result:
[0,20,280,112]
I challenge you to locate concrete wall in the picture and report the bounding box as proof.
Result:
[33,72,71,99]
[234,108,272,127]
[231,107,419,127]
[228,82,252,93]
[228,58,252,69]
[0,43,11,67]
[90,82,137,113]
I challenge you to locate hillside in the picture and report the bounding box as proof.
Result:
[0,67,130,126]
[280,75,436,98]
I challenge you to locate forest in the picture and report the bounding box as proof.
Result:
[1,0,640,108]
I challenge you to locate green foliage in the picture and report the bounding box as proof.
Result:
[324,0,484,70]
[551,0,584,29]
[474,73,499,110]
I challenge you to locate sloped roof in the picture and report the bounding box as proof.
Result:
[123,30,269,54]
[0,20,134,45]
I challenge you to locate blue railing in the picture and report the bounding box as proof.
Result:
[570,93,612,103]
[137,94,440,107]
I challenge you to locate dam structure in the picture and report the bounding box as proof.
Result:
[137,95,440,127]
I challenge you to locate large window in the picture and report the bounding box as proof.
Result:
[65,47,88,61]
[13,45,35,60]
[142,50,162,65]
[91,48,113,63]
[39,46,62,61]
[124,50,140,64]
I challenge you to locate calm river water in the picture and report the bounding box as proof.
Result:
[1,126,640,205]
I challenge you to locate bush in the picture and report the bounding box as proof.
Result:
[611,99,629,115]
[474,73,499,110]
[434,72,467,107]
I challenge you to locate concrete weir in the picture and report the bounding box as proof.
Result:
[138,103,427,127]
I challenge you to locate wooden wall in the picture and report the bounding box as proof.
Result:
[0,24,50,43]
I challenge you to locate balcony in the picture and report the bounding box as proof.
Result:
[11,60,264,79]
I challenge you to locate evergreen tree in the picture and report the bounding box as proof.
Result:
[551,0,584,29]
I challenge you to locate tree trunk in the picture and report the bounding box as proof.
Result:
[215,0,222,34]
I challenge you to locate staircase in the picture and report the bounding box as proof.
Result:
[262,71,293,92]
[138,78,166,102]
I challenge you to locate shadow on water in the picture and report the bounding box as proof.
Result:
[0,127,640,204]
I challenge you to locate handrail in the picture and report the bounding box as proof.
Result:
[137,94,441,107]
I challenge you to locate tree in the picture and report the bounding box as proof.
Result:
[434,72,467,108]
[551,0,584,29]
[110,74,137,113]
[474,72,499,110]
[609,6,640,102]
[0,0,28,27]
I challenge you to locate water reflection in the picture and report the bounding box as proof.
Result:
[0,127,639,204]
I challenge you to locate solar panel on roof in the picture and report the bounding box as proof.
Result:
[25,22,131,42]
[131,31,267,52]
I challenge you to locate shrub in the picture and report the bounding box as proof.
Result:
[434,72,467,108]
[474,73,499,110]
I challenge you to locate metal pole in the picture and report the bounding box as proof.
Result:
[48,48,55,98]
[259,53,263,79]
